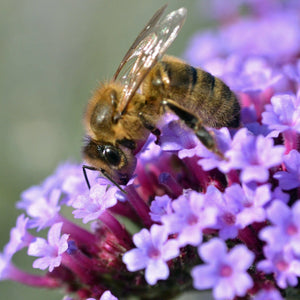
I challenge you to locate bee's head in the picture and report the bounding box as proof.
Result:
[82,137,136,185]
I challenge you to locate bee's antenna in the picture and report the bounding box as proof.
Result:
[100,169,127,194]
[82,165,127,193]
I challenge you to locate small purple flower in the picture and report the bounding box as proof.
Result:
[149,195,172,223]
[234,183,271,227]
[72,183,118,223]
[18,162,90,207]
[161,190,217,246]
[262,93,300,135]
[18,185,45,210]
[1,246,61,287]
[226,128,285,183]
[260,200,300,254]
[44,162,96,200]
[122,224,179,285]
[86,290,118,300]
[258,246,300,288]
[137,135,162,161]
[19,188,61,231]
[159,119,197,152]
[0,252,13,281]
[61,171,87,203]
[27,222,69,272]
[4,214,33,258]
[204,185,242,239]
[274,150,300,190]
[192,238,254,300]
[99,291,118,300]
[205,183,270,240]
[253,288,284,300]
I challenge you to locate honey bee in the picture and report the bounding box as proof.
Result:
[82,5,240,189]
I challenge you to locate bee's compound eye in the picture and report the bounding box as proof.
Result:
[103,146,121,166]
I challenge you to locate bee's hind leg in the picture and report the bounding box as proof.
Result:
[162,99,223,158]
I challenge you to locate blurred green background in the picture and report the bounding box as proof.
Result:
[0,0,212,299]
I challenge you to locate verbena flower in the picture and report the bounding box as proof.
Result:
[149,194,172,222]
[72,182,118,223]
[27,222,69,272]
[225,183,271,227]
[274,149,300,190]
[204,185,242,239]
[260,200,300,255]
[253,288,285,300]
[122,225,179,285]
[2,1,300,299]
[4,214,33,257]
[160,190,217,247]
[257,246,300,289]
[262,93,300,135]
[192,238,254,300]
[87,290,118,300]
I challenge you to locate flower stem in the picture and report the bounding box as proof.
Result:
[283,130,298,153]
[8,265,60,288]
[61,248,101,284]
[159,172,183,198]
[125,184,153,228]
[99,211,132,249]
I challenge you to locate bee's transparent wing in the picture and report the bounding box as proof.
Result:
[112,4,167,81]
[113,6,187,118]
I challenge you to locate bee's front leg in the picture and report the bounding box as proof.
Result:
[162,99,223,158]
[138,112,161,144]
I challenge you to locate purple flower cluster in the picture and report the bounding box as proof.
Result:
[2,1,300,299]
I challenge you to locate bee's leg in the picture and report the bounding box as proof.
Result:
[82,165,97,189]
[162,99,223,157]
[138,112,161,143]
[82,164,126,193]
